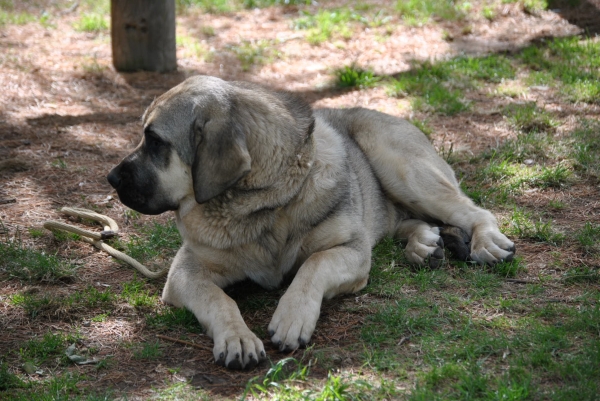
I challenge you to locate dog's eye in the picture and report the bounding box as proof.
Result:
[145,133,162,150]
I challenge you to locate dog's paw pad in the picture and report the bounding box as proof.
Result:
[440,225,470,261]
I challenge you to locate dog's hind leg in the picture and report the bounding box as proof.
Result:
[344,109,515,264]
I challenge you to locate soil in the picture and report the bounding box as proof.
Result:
[0,1,599,399]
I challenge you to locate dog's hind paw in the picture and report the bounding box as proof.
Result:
[213,326,266,369]
[405,226,445,268]
[470,229,515,265]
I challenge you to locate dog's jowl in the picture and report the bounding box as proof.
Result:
[108,75,515,369]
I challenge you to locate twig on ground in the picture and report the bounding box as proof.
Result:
[156,334,212,351]
[505,278,537,284]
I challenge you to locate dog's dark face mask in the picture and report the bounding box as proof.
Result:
[107,127,179,215]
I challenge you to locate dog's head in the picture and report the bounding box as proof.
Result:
[107,75,314,215]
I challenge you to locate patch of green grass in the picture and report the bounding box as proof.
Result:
[463,269,502,296]
[361,53,516,116]
[293,9,364,45]
[0,232,77,282]
[484,131,553,164]
[520,36,600,104]
[491,257,526,278]
[482,4,497,20]
[409,268,452,292]
[410,118,434,137]
[0,361,24,391]
[177,33,208,60]
[19,332,79,366]
[450,55,516,83]
[389,55,514,115]
[523,0,548,13]
[73,13,108,33]
[503,207,565,244]
[242,0,310,8]
[576,222,600,254]
[146,306,204,333]
[245,357,400,400]
[226,40,277,71]
[4,371,114,401]
[0,6,35,26]
[503,102,557,133]
[133,341,163,360]
[395,0,464,26]
[11,286,116,319]
[569,119,600,179]
[27,228,46,238]
[112,220,181,265]
[563,265,600,284]
[176,0,235,13]
[362,298,454,345]
[121,276,159,309]
[477,157,571,196]
[335,65,380,88]
[366,237,410,297]
[79,0,110,14]
[90,313,109,322]
[388,62,467,115]
[149,382,211,401]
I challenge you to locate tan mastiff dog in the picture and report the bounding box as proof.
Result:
[107,75,515,369]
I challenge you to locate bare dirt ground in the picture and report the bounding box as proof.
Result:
[1,0,599,399]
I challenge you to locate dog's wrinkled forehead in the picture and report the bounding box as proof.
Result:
[143,76,231,137]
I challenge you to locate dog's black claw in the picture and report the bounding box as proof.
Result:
[428,256,443,269]
[503,253,514,262]
[247,354,258,369]
[268,329,275,337]
[227,358,243,370]
[260,350,266,359]
[216,352,226,366]
[298,337,308,348]
[432,247,444,260]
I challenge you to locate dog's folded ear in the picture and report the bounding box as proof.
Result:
[192,117,251,204]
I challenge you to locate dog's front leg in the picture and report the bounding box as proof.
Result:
[268,240,370,351]
[161,246,265,369]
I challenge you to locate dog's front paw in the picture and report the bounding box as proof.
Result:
[470,228,515,265]
[268,290,321,352]
[213,325,266,369]
[405,226,445,268]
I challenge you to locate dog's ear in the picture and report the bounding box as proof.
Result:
[191,116,251,203]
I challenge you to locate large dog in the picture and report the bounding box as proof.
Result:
[107,75,515,369]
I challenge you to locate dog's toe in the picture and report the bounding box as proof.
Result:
[213,327,265,370]
[470,230,515,265]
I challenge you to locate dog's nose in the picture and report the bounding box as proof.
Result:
[107,168,121,188]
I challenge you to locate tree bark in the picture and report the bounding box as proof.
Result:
[111,0,176,73]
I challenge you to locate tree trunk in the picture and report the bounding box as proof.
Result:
[111,0,176,73]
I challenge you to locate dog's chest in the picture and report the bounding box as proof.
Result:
[177,204,309,287]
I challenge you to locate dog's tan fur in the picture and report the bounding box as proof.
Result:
[107,75,515,369]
